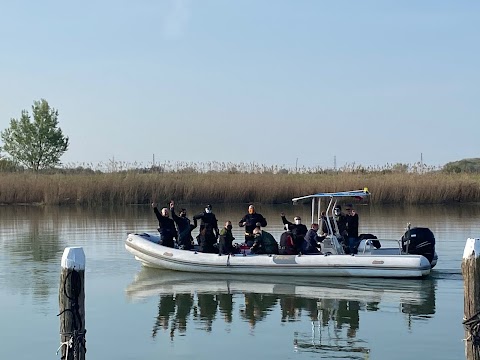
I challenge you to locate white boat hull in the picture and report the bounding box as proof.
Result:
[125,233,431,278]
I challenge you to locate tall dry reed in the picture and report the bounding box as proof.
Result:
[1,172,480,205]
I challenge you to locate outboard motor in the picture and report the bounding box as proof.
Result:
[401,227,436,264]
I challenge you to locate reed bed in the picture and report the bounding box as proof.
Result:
[1,171,479,206]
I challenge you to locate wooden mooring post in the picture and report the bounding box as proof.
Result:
[462,238,480,360]
[58,247,86,360]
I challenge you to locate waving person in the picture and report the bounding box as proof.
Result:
[152,202,177,248]
[169,200,197,250]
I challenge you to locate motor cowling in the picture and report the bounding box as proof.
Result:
[401,227,436,264]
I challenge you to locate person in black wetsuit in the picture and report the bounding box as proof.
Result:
[281,213,308,253]
[169,200,197,250]
[333,205,349,252]
[193,204,219,253]
[152,203,177,248]
[239,204,267,247]
[345,204,360,254]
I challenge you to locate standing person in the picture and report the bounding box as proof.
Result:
[250,226,278,255]
[280,213,308,253]
[320,211,330,235]
[345,204,360,254]
[333,205,349,252]
[152,202,177,248]
[302,223,325,254]
[170,200,197,250]
[218,221,235,255]
[193,204,219,251]
[239,204,267,247]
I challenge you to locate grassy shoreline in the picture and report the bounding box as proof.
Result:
[1,172,480,206]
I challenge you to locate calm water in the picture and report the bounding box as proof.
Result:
[0,203,477,359]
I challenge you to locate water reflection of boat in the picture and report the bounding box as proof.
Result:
[127,268,436,356]
[127,268,435,306]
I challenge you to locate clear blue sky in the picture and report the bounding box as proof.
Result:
[0,1,478,169]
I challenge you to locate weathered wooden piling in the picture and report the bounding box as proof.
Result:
[58,247,86,360]
[462,238,480,360]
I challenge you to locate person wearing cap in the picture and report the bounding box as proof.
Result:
[193,204,219,252]
[250,226,279,255]
[345,204,360,254]
[239,204,267,247]
[280,212,308,253]
[151,202,178,248]
[169,200,197,250]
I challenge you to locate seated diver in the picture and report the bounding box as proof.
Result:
[218,221,236,255]
[279,224,297,255]
[301,223,325,254]
[250,226,279,255]
[196,225,218,254]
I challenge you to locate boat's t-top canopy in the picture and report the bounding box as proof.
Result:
[291,188,370,231]
[292,188,370,203]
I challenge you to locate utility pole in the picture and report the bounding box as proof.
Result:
[334,156,337,171]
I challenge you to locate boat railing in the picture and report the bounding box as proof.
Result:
[361,238,404,255]
[322,235,345,255]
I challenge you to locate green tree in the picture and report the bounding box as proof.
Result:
[443,158,480,173]
[0,99,69,171]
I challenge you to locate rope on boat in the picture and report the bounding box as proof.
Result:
[463,311,480,344]
[57,269,87,359]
